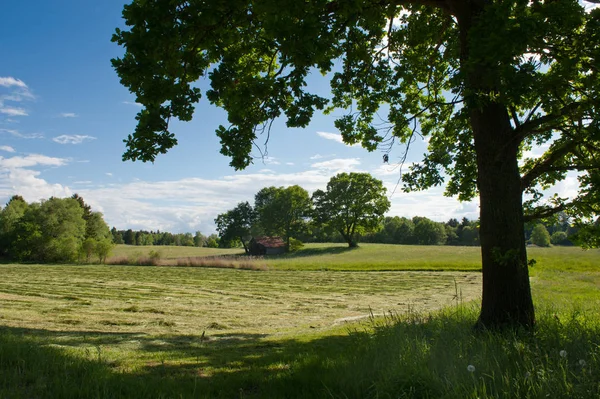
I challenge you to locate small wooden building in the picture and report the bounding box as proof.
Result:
[249,236,286,255]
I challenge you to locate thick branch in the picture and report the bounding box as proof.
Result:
[524,203,569,222]
[520,140,580,190]
[513,102,584,144]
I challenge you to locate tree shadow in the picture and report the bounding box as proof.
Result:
[0,324,380,398]
[269,245,358,259]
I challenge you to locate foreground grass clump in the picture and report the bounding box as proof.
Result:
[1,306,598,398]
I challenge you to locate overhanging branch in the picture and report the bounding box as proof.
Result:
[520,140,580,190]
[513,101,585,144]
[524,203,570,222]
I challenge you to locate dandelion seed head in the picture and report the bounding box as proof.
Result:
[559,350,567,358]
[467,365,476,373]
[579,359,586,367]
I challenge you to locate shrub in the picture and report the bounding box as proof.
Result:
[288,237,304,252]
[530,224,551,247]
[550,231,571,246]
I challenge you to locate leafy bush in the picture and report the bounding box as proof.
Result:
[288,237,304,252]
[530,224,551,247]
[550,231,571,246]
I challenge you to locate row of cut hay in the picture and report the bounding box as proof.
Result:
[105,254,267,271]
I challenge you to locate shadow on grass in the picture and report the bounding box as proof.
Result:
[269,245,358,259]
[0,324,377,399]
[2,307,600,398]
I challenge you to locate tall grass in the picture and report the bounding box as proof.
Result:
[1,305,598,398]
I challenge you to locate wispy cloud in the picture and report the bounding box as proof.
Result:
[106,172,113,177]
[59,112,77,118]
[0,128,43,139]
[52,134,96,144]
[0,77,34,119]
[0,107,28,116]
[122,101,142,107]
[311,158,361,172]
[0,146,15,153]
[316,131,361,147]
[317,131,344,143]
[0,77,27,88]
[310,153,336,160]
[0,154,68,169]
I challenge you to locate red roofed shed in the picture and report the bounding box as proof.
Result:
[249,236,286,255]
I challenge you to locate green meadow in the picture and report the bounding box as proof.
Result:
[1,244,599,398]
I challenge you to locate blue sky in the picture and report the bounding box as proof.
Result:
[1,1,590,234]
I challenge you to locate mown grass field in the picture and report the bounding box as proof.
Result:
[1,243,599,398]
[111,242,600,271]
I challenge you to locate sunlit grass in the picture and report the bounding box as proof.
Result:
[1,244,599,398]
[109,243,600,272]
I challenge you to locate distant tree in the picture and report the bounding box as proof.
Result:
[0,195,29,257]
[530,224,551,247]
[95,238,114,264]
[550,231,571,246]
[444,224,460,246]
[193,231,206,247]
[460,226,480,247]
[255,185,312,249]
[413,217,447,246]
[206,234,219,248]
[215,202,256,253]
[313,173,390,248]
[111,227,124,244]
[123,229,135,245]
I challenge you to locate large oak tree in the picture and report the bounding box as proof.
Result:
[113,0,600,329]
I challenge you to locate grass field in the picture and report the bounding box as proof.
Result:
[110,242,600,271]
[1,243,599,398]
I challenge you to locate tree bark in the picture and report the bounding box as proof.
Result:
[457,1,535,329]
[471,102,535,329]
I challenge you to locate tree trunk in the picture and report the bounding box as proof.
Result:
[457,2,535,329]
[472,102,535,329]
[240,237,249,254]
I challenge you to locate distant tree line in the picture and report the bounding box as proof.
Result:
[110,228,220,248]
[211,171,580,251]
[0,194,113,263]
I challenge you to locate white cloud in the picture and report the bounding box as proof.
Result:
[261,156,280,165]
[311,158,361,172]
[0,107,28,116]
[0,146,15,153]
[310,153,336,160]
[286,162,295,166]
[317,131,344,143]
[0,154,68,169]
[582,0,600,11]
[52,134,96,144]
[0,129,43,139]
[0,77,34,118]
[316,131,361,147]
[0,77,27,88]
[59,112,77,118]
[0,168,72,201]
[122,101,142,107]
[106,172,113,177]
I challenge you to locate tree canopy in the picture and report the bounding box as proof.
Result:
[313,172,390,247]
[214,201,256,253]
[255,185,312,248]
[113,0,600,329]
[0,195,113,263]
